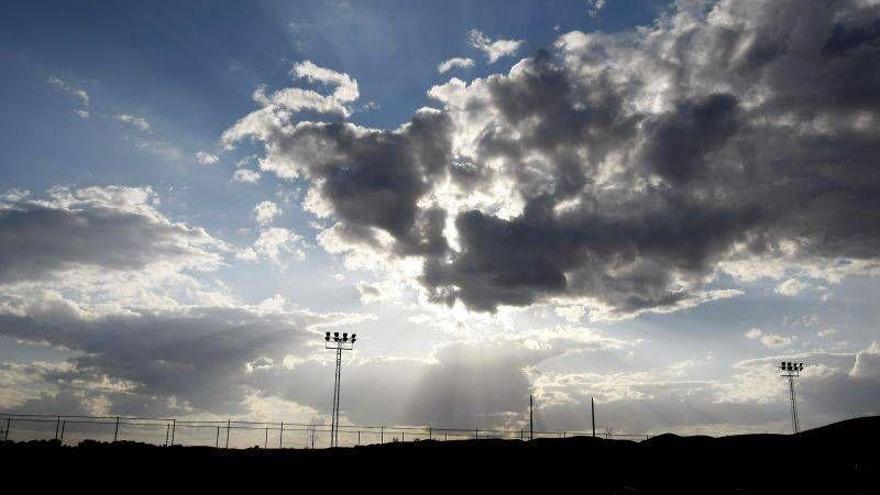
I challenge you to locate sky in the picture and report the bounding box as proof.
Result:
[1,0,879,437]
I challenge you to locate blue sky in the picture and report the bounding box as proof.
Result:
[1,0,879,440]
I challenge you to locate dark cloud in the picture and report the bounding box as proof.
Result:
[0,298,357,415]
[228,0,880,317]
[0,187,222,283]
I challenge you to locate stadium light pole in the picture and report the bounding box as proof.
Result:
[780,361,804,434]
[325,331,356,448]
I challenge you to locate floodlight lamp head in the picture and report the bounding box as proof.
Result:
[342,332,348,341]
[325,332,330,342]
[351,333,357,343]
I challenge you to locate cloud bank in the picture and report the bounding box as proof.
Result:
[224,0,880,319]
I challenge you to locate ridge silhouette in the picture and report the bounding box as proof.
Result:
[2,416,877,493]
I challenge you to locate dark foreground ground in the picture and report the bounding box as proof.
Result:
[2,416,878,493]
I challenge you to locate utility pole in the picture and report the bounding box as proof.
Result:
[780,361,804,434]
[529,394,534,440]
[591,397,596,438]
[324,331,357,448]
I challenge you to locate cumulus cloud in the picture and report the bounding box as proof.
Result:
[775,278,808,296]
[438,57,475,73]
[253,200,281,226]
[115,113,150,131]
[232,168,261,183]
[221,60,360,148]
[47,76,90,118]
[195,150,219,165]
[355,281,383,304]
[238,227,307,265]
[468,29,523,63]
[745,328,793,349]
[222,0,880,319]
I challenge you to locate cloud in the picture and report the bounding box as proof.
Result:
[0,295,373,416]
[238,227,307,264]
[195,150,219,165]
[818,328,837,338]
[224,0,880,320]
[253,200,281,226]
[46,76,90,118]
[554,304,585,322]
[248,324,639,427]
[221,61,360,149]
[114,113,150,131]
[355,281,383,304]
[745,328,793,349]
[438,57,475,73]
[0,186,225,285]
[291,60,359,104]
[587,0,606,18]
[468,30,523,63]
[775,278,808,296]
[232,168,261,183]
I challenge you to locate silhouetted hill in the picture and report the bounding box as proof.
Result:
[2,416,877,493]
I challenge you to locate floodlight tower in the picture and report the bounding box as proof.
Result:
[779,361,804,434]
[325,331,357,448]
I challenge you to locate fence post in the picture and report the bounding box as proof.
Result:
[55,416,61,440]
[445,432,448,441]
[215,426,220,448]
[357,430,361,446]
[4,417,11,442]
[59,420,65,443]
[264,426,268,448]
[402,431,405,442]
[113,416,120,442]
[225,419,231,449]
[428,427,432,440]
[171,419,176,446]
[279,421,284,448]
[381,425,384,444]
[475,428,478,440]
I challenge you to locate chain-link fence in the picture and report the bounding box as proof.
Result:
[0,413,651,449]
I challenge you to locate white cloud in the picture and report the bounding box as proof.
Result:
[554,304,586,323]
[114,113,150,131]
[468,30,523,63]
[745,328,794,349]
[253,200,281,226]
[240,227,307,264]
[775,278,808,296]
[195,151,219,166]
[438,57,475,73]
[221,61,359,149]
[587,0,607,18]
[818,328,838,338]
[232,168,261,183]
[291,60,359,103]
[47,76,90,118]
[356,281,384,304]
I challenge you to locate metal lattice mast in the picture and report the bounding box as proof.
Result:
[333,346,342,446]
[780,361,804,434]
[325,331,356,448]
